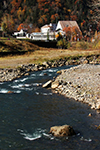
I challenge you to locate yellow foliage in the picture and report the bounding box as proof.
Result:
[93,40,100,49]
[67,9,71,12]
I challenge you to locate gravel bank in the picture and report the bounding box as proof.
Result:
[51,64,100,110]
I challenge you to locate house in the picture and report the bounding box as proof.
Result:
[30,23,56,41]
[13,29,27,38]
[56,21,81,31]
[41,23,56,33]
[56,21,82,41]
[30,32,55,41]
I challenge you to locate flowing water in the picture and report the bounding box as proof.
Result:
[0,65,100,150]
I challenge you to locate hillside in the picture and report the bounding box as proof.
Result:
[0,0,97,34]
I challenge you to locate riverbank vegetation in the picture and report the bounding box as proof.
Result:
[0,38,100,69]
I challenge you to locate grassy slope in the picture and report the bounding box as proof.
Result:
[0,38,100,69]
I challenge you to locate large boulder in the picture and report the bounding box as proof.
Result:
[49,125,75,137]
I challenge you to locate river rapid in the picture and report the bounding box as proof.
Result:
[0,65,100,150]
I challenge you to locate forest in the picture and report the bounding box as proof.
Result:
[0,0,100,35]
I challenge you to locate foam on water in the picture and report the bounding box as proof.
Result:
[42,93,52,96]
[11,84,24,89]
[0,82,4,85]
[14,77,29,83]
[0,89,8,93]
[31,74,36,77]
[35,92,39,95]
[0,88,21,94]
[32,83,42,86]
[10,83,34,91]
[48,69,58,72]
[18,128,48,141]
[39,73,44,76]
[80,136,92,142]
[14,90,21,93]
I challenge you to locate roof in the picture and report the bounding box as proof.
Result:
[57,21,81,31]
[41,23,57,31]
[41,25,50,29]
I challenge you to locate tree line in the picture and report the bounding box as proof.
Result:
[0,0,100,35]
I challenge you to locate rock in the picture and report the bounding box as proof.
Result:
[97,125,100,130]
[24,73,30,76]
[96,101,100,110]
[88,113,92,117]
[42,80,52,88]
[51,80,59,89]
[49,125,75,137]
[83,60,88,64]
[7,91,14,94]
[44,73,48,76]
[57,70,62,74]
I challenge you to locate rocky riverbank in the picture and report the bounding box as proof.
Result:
[0,55,100,82]
[0,54,100,111]
[51,64,100,111]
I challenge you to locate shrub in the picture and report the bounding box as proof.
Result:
[93,40,100,49]
[57,38,71,49]
[76,41,89,50]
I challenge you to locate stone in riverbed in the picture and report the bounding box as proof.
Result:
[49,125,75,137]
[42,80,52,88]
[51,80,59,89]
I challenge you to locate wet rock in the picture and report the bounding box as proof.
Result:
[49,125,75,137]
[88,113,92,117]
[96,101,100,110]
[24,73,30,76]
[44,73,48,76]
[57,70,62,74]
[7,91,14,94]
[51,80,59,89]
[96,125,100,130]
[42,80,52,88]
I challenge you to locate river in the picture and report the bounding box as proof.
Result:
[0,65,100,150]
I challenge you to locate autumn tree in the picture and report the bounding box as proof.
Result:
[1,14,15,34]
[63,25,82,41]
[88,0,100,27]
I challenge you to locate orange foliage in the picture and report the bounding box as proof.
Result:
[70,15,77,21]
[44,9,49,13]
[17,23,24,31]
[63,26,82,40]
[51,15,56,22]
[55,0,61,7]
[34,27,40,32]
[11,0,22,14]
[74,0,79,5]
[24,0,26,3]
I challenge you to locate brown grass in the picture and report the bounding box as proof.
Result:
[0,38,100,69]
[0,48,100,69]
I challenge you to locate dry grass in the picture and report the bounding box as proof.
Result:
[0,48,100,69]
[0,38,100,69]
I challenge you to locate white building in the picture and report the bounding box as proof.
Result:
[41,23,56,33]
[30,32,55,41]
[13,29,27,38]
